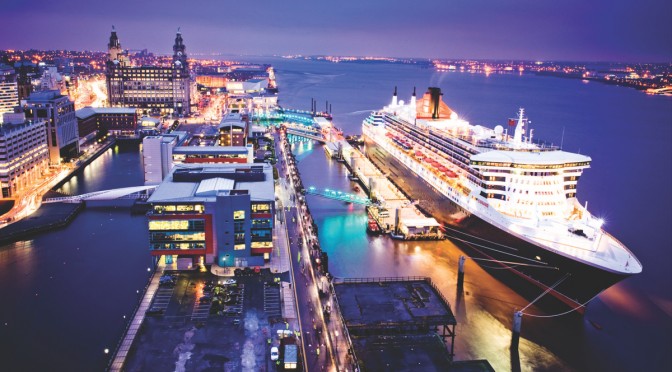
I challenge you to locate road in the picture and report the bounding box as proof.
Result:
[274,128,360,372]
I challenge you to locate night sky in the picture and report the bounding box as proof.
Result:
[1,0,670,62]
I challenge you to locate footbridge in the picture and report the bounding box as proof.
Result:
[284,123,326,143]
[254,108,331,125]
[43,185,157,205]
[304,186,373,206]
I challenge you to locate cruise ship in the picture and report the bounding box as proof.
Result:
[362,87,642,308]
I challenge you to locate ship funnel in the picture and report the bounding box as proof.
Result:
[410,86,417,107]
[428,87,442,119]
[513,108,526,145]
[392,86,398,106]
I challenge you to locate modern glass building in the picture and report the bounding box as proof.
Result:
[146,163,275,269]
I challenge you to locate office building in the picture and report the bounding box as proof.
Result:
[0,113,49,198]
[147,163,275,269]
[142,132,188,185]
[75,107,138,138]
[22,90,79,164]
[0,65,19,124]
[14,61,38,101]
[219,113,248,146]
[143,131,254,185]
[105,29,191,116]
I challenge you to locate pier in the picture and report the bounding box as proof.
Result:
[0,202,84,246]
[328,141,443,240]
[331,277,462,370]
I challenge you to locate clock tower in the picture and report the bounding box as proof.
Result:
[173,29,188,69]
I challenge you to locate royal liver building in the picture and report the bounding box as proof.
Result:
[105,28,191,116]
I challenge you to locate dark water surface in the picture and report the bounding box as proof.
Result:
[0,58,670,371]
[265,57,671,372]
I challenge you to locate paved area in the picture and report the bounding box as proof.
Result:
[122,270,292,372]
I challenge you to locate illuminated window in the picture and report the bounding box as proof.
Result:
[234,244,246,250]
[252,203,270,212]
[149,220,189,230]
[233,210,245,220]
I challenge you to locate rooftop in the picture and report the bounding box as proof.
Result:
[148,163,274,203]
[26,90,66,102]
[0,119,45,135]
[172,146,250,155]
[75,107,136,119]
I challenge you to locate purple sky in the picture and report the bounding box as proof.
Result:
[1,0,670,62]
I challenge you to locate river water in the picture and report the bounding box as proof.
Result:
[0,57,670,371]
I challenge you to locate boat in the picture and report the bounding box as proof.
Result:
[366,218,381,235]
[361,87,642,309]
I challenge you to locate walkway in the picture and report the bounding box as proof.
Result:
[109,269,161,371]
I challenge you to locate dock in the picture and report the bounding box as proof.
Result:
[0,202,84,245]
[327,142,442,240]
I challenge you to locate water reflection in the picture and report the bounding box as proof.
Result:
[296,141,571,371]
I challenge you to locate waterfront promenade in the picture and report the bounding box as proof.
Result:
[108,269,161,371]
[275,127,359,371]
[0,137,117,229]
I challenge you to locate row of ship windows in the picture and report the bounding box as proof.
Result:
[386,123,474,177]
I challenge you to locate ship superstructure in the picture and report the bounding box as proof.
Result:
[362,87,642,306]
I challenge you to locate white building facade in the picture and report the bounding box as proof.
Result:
[0,115,49,198]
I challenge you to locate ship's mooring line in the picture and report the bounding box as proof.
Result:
[440,224,519,251]
[444,234,550,266]
[469,257,557,270]
[520,292,601,318]
[520,273,571,312]
[474,263,524,270]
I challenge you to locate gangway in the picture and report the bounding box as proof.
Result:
[304,186,373,206]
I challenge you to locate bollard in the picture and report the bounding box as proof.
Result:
[457,255,466,289]
[511,311,522,350]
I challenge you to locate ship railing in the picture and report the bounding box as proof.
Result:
[475,140,560,152]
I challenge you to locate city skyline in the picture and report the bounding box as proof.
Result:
[1,0,671,63]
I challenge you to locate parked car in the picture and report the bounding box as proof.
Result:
[199,295,212,303]
[221,278,236,285]
[146,307,164,316]
[270,347,279,361]
[223,308,241,316]
[223,297,239,305]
